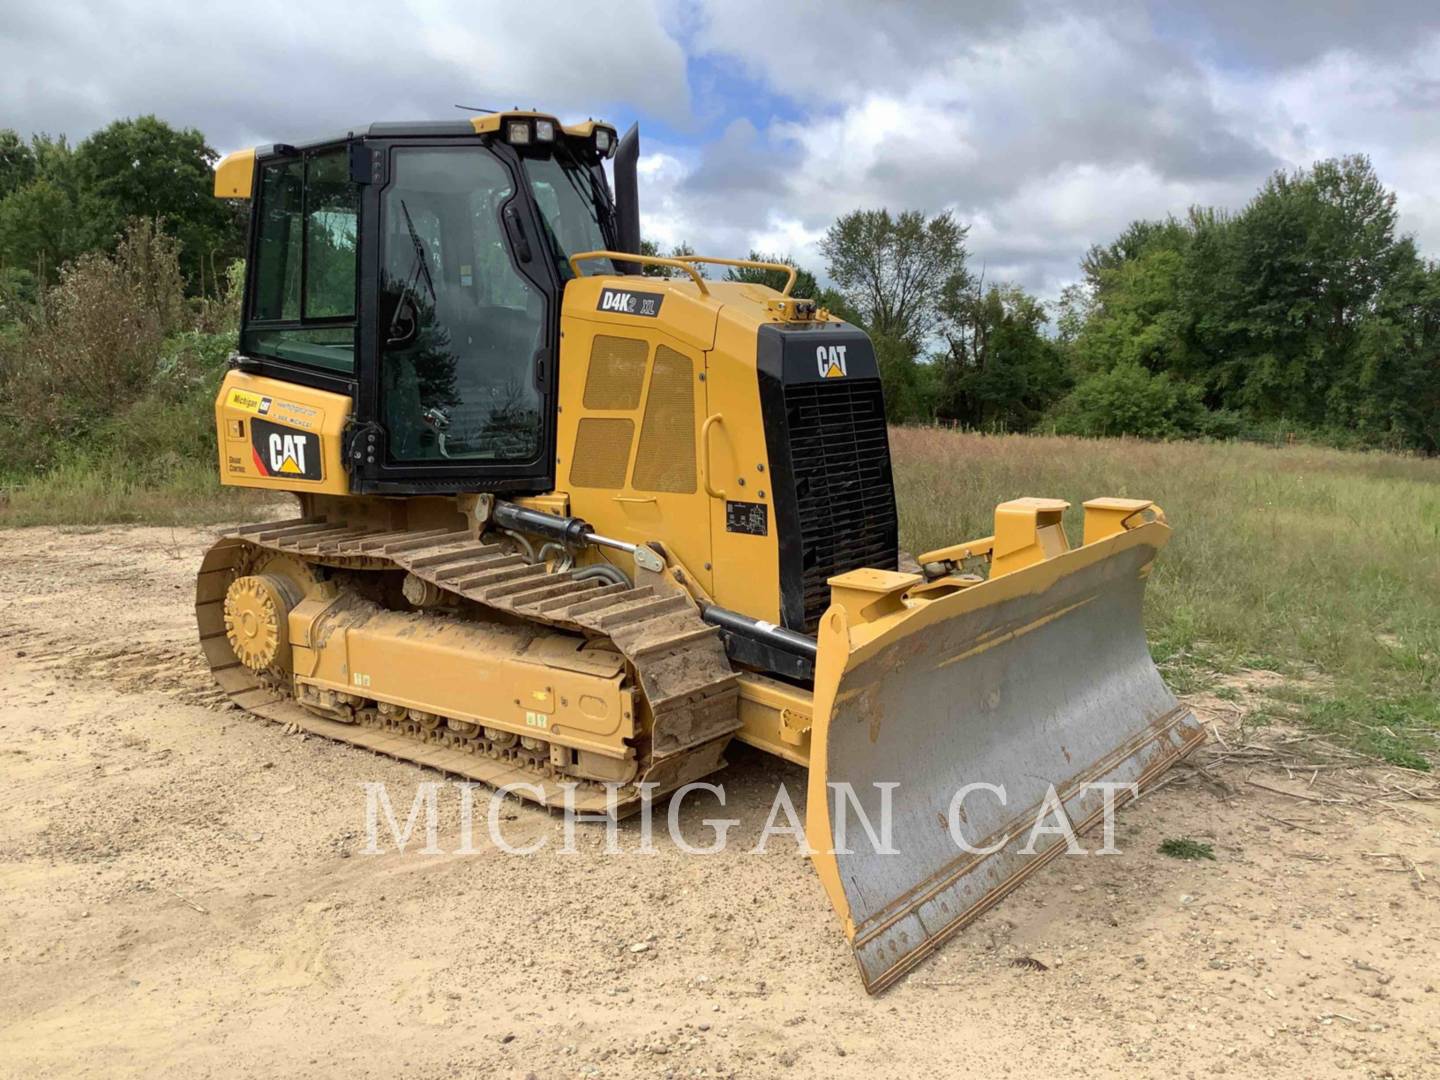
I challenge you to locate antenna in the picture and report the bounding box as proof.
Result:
[454,104,498,113]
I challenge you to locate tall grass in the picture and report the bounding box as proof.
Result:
[891,426,1440,767]
[0,456,275,527]
[0,220,261,527]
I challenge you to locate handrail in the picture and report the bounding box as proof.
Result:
[671,255,798,296]
[568,250,710,295]
[567,251,803,297]
[699,413,726,499]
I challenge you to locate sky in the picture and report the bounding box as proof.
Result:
[5,0,1440,301]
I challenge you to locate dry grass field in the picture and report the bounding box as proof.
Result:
[892,427,1440,770]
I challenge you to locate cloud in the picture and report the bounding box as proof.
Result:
[689,0,1031,106]
[654,6,1284,294]
[0,0,690,152]
[966,162,1257,297]
[1247,35,1440,254]
[1158,0,1440,68]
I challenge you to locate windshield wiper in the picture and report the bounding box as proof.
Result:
[550,153,618,265]
[398,199,437,301]
[388,199,439,346]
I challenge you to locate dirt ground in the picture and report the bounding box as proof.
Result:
[1,525,1437,1079]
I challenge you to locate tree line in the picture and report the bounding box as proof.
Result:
[700,155,1437,451]
[1,115,1435,453]
[0,117,243,310]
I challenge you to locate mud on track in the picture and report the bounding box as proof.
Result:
[1,525,1437,1078]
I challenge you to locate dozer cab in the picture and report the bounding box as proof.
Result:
[199,111,1202,993]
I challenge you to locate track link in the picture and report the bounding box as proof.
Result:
[196,517,741,813]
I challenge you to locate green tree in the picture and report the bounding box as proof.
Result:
[722,250,820,298]
[819,209,969,422]
[1198,155,1401,423]
[871,335,937,423]
[0,130,36,201]
[1061,154,1436,449]
[1054,283,1093,346]
[819,208,970,344]
[1073,244,1191,377]
[637,238,708,279]
[1349,246,1440,451]
[1051,362,1204,439]
[0,218,188,470]
[1081,216,1190,292]
[0,267,39,323]
[0,177,83,284]
[939,281,1069,431]
[73,116,242,289]
[0,133,84,285]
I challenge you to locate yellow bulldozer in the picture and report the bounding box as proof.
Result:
[199,111,1202,992]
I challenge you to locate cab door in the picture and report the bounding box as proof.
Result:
[352,138,560,493]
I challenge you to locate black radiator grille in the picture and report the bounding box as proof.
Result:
[783,377,898,631]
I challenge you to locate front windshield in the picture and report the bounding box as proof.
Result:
[524,146,613,279]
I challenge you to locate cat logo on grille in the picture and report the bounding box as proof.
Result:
[817,344,848,378]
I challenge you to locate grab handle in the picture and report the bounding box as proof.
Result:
[700,413,726,500]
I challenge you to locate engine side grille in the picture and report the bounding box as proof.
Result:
[631,346,697,494]
[783,377,898,631]
[584,335,648,410]
[570,417,634,489]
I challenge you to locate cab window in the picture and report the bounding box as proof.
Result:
[380,146,545,463]
[524,148,612,279]
[242,146,359,374]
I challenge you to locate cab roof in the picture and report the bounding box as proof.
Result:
[213,112,618,199]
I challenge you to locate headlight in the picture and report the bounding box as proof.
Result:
[506,120,531,145]
[535,119,555,142]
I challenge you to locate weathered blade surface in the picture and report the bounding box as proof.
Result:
[805,523,1204,993]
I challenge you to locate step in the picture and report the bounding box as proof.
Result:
[292,527,372,552]
[479,567,561,600]
[235,516,316,535]
[254,521,338,542]
[354,527,454,552]
[626,623,722,659]
[333,529,411,552]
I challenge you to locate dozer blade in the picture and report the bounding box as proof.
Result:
[804,507,1203,993]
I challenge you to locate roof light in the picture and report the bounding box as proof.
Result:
[595,128,612,155]
[535,118,555,142]
[506,120,531,145]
